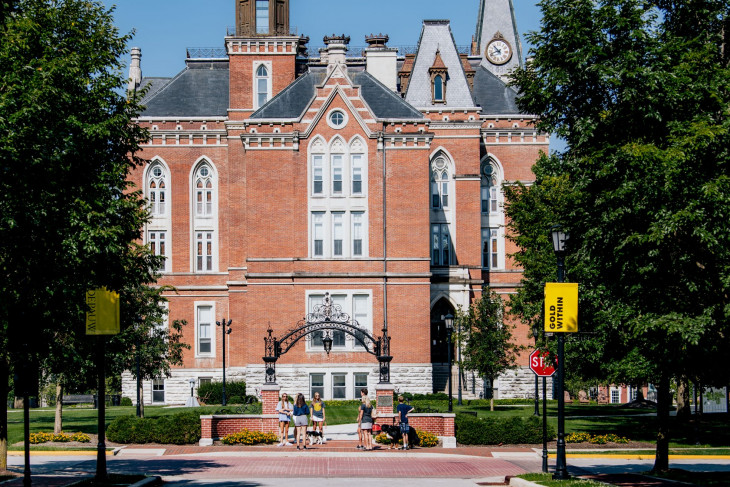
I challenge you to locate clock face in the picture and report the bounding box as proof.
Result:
[486,39,512,65]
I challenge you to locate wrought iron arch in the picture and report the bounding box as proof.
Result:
[263,293,392,384]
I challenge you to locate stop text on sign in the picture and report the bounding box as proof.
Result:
[544,282,578,333]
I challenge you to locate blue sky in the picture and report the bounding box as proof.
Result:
[102,0,545,79]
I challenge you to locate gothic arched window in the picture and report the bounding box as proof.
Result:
[195,164,214,217]
[255,64,270,108]
[148,163,167,216]
[431,156,450,209]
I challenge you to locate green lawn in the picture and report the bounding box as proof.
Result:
[6,402,730,449]
[518,473,611,486]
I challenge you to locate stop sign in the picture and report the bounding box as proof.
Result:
[529,348,556,377]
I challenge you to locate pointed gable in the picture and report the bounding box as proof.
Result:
[404,20,476,109]
[475,0,523,78]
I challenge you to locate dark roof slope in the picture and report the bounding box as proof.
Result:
[140,60,229,118]
[350,71,424,120]
[250,68,424,121]
[250,71,324,119]
[472,66,521,114]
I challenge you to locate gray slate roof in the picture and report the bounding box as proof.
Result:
[250,68,423,121]
[140,60,229,118]
[405,20,476,109]
[472,65,520,114]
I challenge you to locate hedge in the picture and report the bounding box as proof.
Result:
[455,414,554,445]
[197,381,248,405]
[106,410,202,445]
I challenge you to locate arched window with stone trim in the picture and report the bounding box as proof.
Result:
[192,160,217,273]
[430,152,453,267]
[148,162,167,217]
[255,63,271,109]
[146,160,170,272]
[431,154,450,209]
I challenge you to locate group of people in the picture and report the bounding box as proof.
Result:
[275,392,326,449]
[275,388,415,451]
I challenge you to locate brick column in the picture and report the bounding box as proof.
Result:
[375,383,395,420]
[261,384,281,415]
[199,416,213,446]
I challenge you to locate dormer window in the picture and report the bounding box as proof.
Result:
[429,49,448,104]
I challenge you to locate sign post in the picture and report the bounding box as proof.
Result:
[530,348,555,473]
[86,288,120,482]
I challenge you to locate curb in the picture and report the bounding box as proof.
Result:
[65,475,162,487]
[509,478,542,487]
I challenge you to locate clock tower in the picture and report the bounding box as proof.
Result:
[474,0,522,78]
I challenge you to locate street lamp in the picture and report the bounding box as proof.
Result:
[216,317,233,406]
[322,331,333,355]
[551,225,569,480]
[186,378,200,407]
[443,312,454,413]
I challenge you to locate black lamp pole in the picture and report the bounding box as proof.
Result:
[216,318,232,406]
[551,226,569,480]
[533,324,540,416]
[444,312,454,413]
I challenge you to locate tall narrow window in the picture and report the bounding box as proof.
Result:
[148,231,167,271]
[148,165,166,216]
[255,64,270,108]
[312,212,324,256]
[431,156,450,209]
[482,228,499,269]
[332,373,346,399]
[354,373,368,398]
[331,155,343,194]
[255,0,269,34]
[332,212,344,256]
[310,374,325,399]
[352,212,363,256]
[197,305,212,355]
[196,232,213,272]
[152,379,165,403]
[434,75,444,101]
[312,155,324,195]
[351,154,363,194]
[431,224,451,266]
[195,165,213,217]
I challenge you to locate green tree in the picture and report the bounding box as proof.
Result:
[460,288,522,411]
[0,0,161,470]
[508,0,730,472]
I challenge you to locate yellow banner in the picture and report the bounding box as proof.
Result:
[86,288,120,335]
[544,283,578,333]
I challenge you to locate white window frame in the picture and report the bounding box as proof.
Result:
[309,211,368,259]
[152,378,165,404]
[147,163,167,217]
[310,373,325,399]
[480,158,505,270]
[191,159,218,273]
[146,159,171,272]
[331,373,347,399]
[195,231,214,272]
[195,302,216,358]
[312,155,324,195]
[431,223,452,266]
[305,291,373,353]
[253,61,272,109]
[482,227,504,270]
[326,109,348,130]
[148,231,168,272]
[255,0,269,34]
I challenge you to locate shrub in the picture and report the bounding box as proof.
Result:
[120,397,133,407]
[221,430,278,445]
[197,381,247,405]
[106,411,202,445]
[416,429,438,447]
[374,433,391,445]
[228,395,243,404]
[455,414,555,445]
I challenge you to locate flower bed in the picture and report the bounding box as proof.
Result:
[30,432,90,444]
[221,429,278,445]
[374,429,438,447]
[566,432,629,444]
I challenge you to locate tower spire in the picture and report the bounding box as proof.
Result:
[475,0,522,79]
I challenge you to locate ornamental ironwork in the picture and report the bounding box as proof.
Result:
[263,293,392,384]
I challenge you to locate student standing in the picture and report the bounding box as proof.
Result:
[397,395,414,450]
[275,393,293,446]
[292,393,310,450]
[356,387,368,449]
[310,392,326,443]
[357,396,375,450]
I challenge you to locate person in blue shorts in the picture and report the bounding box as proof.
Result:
[396,395,414,450]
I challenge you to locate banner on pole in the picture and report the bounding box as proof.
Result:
[86,287,120,335]
[544,283,578,333]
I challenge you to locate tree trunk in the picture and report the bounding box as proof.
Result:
[676,375,691,421]
[138,382,144,418]
[0,356,8,471]
[54,377,64,434]
[653,373,671,472]
[490,397,494,411]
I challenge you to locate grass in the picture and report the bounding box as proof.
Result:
[6,403,730,450]
[564,448,730,456]
[518,473,611,486]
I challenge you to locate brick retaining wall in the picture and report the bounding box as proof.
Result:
[200,414,279,446]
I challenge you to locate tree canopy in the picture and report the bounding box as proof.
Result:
[0,0,184,469]
[508,0,730,472]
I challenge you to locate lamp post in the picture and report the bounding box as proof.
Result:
[444,312,454,413]
[457,315,463,406]
[551,225,570,480]
[216,317,233,406]
[322,331,334,355]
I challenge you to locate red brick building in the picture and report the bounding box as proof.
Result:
[123,0,548,405]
